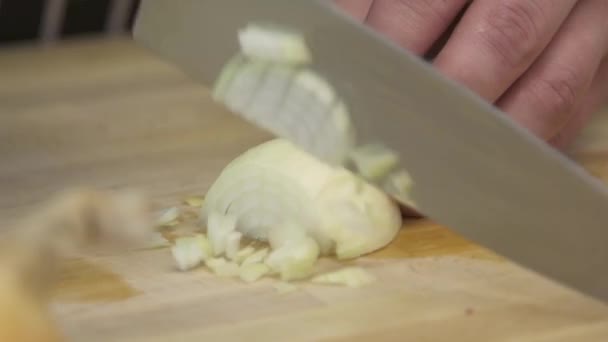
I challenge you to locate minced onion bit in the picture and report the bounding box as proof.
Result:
[202,139,402,262]
[171,234,212,271]
[239,263,271,283]
[157,206,179,226]
[311,267,376,288]
[184,196,205,208]
[383,169,417,209]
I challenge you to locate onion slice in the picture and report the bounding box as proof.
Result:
[171,234,212,271]
[238,23,312,64]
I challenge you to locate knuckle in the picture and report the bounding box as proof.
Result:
[477,1,542,67]
[395,0,454,22]
[531,67,582,117]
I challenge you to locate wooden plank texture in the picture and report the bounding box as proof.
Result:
[1,38,608,341]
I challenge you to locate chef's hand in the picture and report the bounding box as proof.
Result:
[335,0,608,148]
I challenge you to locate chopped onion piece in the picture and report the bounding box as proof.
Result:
[171,234,212,271]
[349,144,399,181]
[205,258,240,277]
[383,169,417,209]
[241,248,269,266]
[164,220,180,227]
[157,207,179,226]
[311,267,376,288]
[234,246,256,264]
[207,212,237,256]
[225,231,243,261]
[239,263,271,283]
[184,196,205,208]
[238,24,312,64]
[147,232,170,248]
[267,223,307,250]
[221,60,270,116]
[265,237,319,281]
[212,54,246,101]
[273,282,298,294]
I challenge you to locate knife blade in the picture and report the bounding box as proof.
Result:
[133,0,608,303]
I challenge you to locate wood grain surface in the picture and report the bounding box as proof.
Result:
[1,38,608,341]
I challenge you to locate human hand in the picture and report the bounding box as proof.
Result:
[335,0,608,148]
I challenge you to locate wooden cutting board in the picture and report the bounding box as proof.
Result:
[1,38,608,342]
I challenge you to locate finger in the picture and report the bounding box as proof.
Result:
[334,0,374,21]
[365,0,469,55]
[550,58,608,149]
[497,0,608,140]
[433,0,578,101]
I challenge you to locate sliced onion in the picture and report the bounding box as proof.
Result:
[207,212,237,256]
[157,207,179,226]
[238,23,312,64]
[234,246,257,264]
[183,196,205,208]
[239,263,271,283]
[265,237,319,281]
[349,143,399,181]
[199,23,405,283]
[205,258,240,277]
[171,234,212,271]
[211,54,246,101]
[382,169,417,209]
[225,231,243,261]
[241,248,269,266]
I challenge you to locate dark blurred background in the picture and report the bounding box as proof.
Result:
[0,0,140,46]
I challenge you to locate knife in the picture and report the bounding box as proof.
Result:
[132,0,608,303]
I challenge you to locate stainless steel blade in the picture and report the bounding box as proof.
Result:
[133,0,608,303]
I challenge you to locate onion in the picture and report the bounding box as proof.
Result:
[238,23,312,64]
[239,263,271,283]
[187,24,410,284]
[213,25,355,166]
[234,246,256,264]
[241,248,269,266]
[207,212,237,256]
[184,196,205,208]
[157,207,179,226]
[265,236,319,281]
[205,258,240,277]
[311,267,376,288]
[170,234,212,271]
[349,143,399,182]
[202,139,401,262]
[225,231,243,261]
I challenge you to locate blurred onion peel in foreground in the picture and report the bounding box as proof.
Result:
[0,188,155,342]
